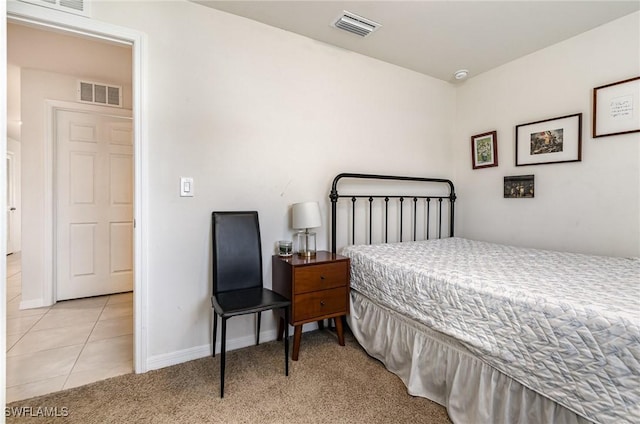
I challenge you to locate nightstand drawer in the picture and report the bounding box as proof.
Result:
[294,262,348,294]
[294,287,347,322]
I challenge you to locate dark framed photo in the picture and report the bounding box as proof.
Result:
[504,175,534,198]
[515,113,582,166]
[471,131,498,169]
[593,76,640,138]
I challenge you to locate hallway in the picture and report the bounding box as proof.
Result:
[5,253,133,402]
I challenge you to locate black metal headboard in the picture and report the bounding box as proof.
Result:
[330,173,456,253]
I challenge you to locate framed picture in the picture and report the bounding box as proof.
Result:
[515,113,582,166]
[471,131,498,169]
[504,175,534,198]
[593,76,640,138]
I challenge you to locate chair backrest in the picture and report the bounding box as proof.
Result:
[212,211,263,295]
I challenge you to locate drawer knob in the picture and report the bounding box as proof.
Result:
[320,275,325,280]
[320,301,325,306]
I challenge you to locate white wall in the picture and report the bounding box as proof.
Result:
[90,1,456,363]
[20,69,132,306]
[454,12,640,257]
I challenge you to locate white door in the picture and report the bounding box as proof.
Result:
[56,109,133,300]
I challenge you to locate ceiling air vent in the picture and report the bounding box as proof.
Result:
[332,11,381,37]
[77,80,122,108]
[18,0,91,17]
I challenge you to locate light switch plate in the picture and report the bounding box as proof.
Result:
[180,177,194,197]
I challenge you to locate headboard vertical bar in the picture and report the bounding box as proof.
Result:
[384,197,389,243]
[426,198,431,240]
[330,186,338,253]
[368,197,373,244]
[449,195,456,237]
[399,197,404,242]
[438,198,443,239]
[413,197,418,241]
[351,197,356,245]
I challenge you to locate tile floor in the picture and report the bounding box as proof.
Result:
[5,252,134,403]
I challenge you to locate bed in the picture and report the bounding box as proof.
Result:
[329,173,639,424]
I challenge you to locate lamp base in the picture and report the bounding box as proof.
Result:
[294,231,316,258]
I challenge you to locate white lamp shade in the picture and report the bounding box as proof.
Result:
[292,201,322,229]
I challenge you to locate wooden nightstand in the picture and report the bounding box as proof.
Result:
[272,251,350,361]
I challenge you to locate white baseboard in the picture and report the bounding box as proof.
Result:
[146,329,281,371]
[146,343,211,372]
[145,323,319,371]
[19,298,50,310]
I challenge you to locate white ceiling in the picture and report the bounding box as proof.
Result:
[7,22,132,84]
[192,1,640,82]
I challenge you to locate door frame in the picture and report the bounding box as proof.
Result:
[4,1,150,383]
[6,138,21,256]
[46,101,133,302]
[6,148,15,255]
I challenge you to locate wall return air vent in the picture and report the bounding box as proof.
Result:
[19,0,91,17]
[332,11,381,37]
[77,80,122,108]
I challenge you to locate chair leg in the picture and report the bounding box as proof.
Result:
[284,306,289,376]
[212,312,217,358]
[220,317,227,398]
[277,316,284,341]
[256,311,261,345]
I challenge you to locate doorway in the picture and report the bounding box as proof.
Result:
[5,23,135,401]
[3,2,149,406]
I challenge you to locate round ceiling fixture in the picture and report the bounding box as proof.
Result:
[454,69,469,80]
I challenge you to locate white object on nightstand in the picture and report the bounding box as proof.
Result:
[180,177,194,197]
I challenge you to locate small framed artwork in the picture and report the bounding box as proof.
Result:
[593,76,640,138]
[515,113,582,166]
[471,130,498,169]
[504,175,534,198]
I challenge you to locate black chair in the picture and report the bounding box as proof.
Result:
[211,211,290,398]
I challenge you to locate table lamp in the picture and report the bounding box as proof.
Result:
[292,201,321,258]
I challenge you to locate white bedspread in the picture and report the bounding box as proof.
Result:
[341,238,640,424]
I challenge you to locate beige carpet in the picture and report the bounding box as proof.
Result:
[6,330,452,423]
